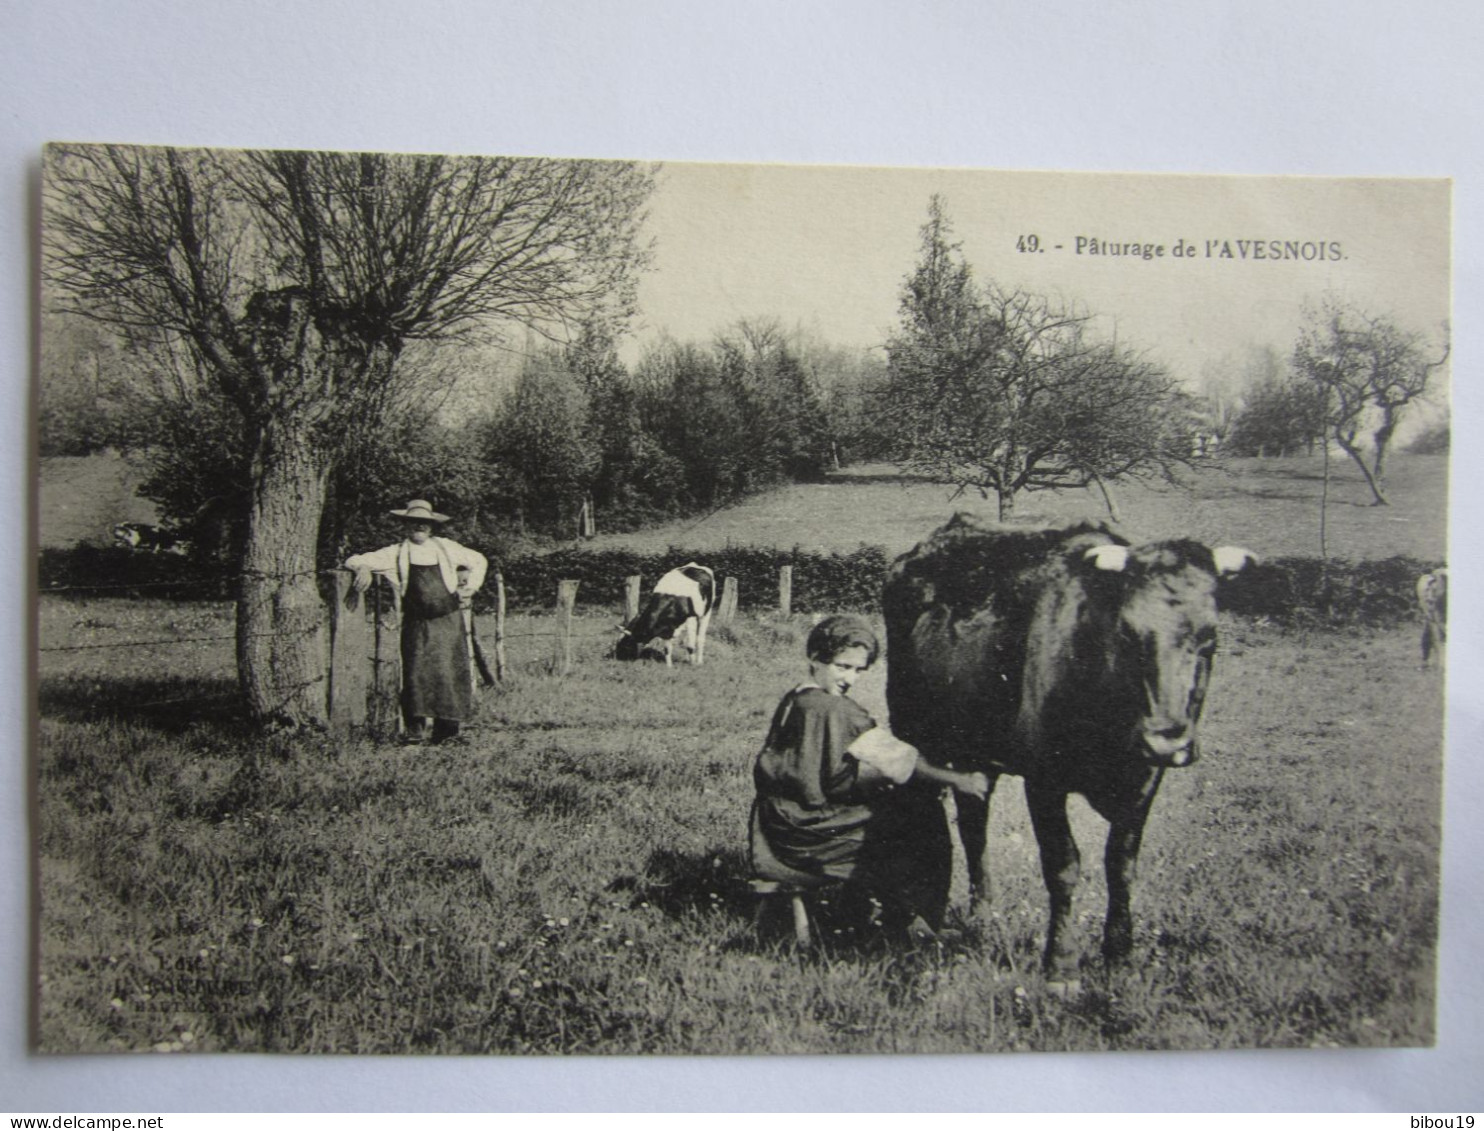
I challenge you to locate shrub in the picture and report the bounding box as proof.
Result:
[1407,421,1450,455]
[38,545,232,601]
[1222,555,1442,629]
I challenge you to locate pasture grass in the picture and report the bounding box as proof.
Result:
[35,596,1441,1054]
[587,453,1449,563]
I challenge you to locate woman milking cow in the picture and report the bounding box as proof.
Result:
[345,500,488,745]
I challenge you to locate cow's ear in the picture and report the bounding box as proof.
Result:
[1084,544,1129,572]
[1212,546,1256,578]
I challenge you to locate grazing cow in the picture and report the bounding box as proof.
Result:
[881,516,1254,974]
[615,563,716,666]
[112,522,189,555]
[1417,568,1447,668]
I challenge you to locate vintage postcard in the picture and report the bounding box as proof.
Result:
[36,145,1449,1054]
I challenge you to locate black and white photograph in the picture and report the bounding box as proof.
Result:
[7,1,1482,1116]
[34,144,1451,1056]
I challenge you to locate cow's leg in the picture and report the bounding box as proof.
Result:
[956,773,999,912]
[693,611,712,665]
[1102,814,1149,963]
[1025,781,1080,975]
[676,616,698,664]
[1098,769,1160,964]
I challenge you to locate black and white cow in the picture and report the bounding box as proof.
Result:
[615,563,716,666]
[113,522,189,555]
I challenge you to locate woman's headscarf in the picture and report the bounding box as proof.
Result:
[805,614,880,667]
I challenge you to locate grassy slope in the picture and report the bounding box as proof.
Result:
[588,454,1449,563]
[38,449,1448,562]
[38,451,159,549]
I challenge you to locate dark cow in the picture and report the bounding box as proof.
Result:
[615,563,716,666]
[1417,568,1447,668]
[882,516,1254,975]
[113,522,189,555]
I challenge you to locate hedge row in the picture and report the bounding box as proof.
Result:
[38,543,1442,631]
[486,544,892,615]
[38,545,234,600]
[488,546,1442,631]
[1223,554,1443,630]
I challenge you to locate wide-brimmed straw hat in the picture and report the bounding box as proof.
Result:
[389,499,450,523]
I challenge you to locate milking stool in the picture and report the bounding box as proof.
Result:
[748,877,831,948]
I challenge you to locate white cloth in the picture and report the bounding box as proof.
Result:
[345,537,487,596]
[846,726,919,784]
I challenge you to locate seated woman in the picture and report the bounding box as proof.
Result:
[749,614,987,932]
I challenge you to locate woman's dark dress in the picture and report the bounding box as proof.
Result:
[750,686,877,884]
[401,563,472,722]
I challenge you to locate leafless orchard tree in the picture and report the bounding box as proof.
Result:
[883,197,1193,521]
[1293,300,1449,506]
[44,144,655,727]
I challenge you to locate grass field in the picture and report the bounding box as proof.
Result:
[33,452,1448,1054]
[590,454,1450,563]
[36,598,1442,1054]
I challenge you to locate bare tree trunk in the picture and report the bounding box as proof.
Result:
[1319,432,1331,573]
[1334,430,1389,505]
[997,488,1015,522]
[1090,473,1122,523]
[237,419,332,727]
[1370,407,1399,496]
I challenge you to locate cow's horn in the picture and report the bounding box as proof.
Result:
[1085,544,1129,572]
[1212,546,1256,576]
[615,623,631,635]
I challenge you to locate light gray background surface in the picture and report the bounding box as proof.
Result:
[4,0,1480,1112]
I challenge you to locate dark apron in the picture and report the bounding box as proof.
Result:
[401,563,472,721]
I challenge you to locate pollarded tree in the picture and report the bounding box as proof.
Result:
[1293,300,1449,505]
[884,198,1192,520]
[44,144,654,726]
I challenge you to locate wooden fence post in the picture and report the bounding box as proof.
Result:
[328,570,369,733]
[719,576,738,623]
[778,565,793,617]
[555,579,580,675]
[369,579,403,739]
[623,574,642,623]
[493,571,508,681]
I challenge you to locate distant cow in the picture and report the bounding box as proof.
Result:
[615,563,716,666]
[1417,568,1447,668]
[882,516,1254,975]
[113,522,188,555]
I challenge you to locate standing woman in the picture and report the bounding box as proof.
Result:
[345,500,487,744]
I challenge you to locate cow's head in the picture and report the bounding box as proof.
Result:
[613,622,642,661]
[1083,540,1255,767]
[613,594,692,661]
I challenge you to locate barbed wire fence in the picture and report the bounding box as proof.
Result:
[38,566,765,724]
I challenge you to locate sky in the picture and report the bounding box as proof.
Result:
[625,162,1452,397]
